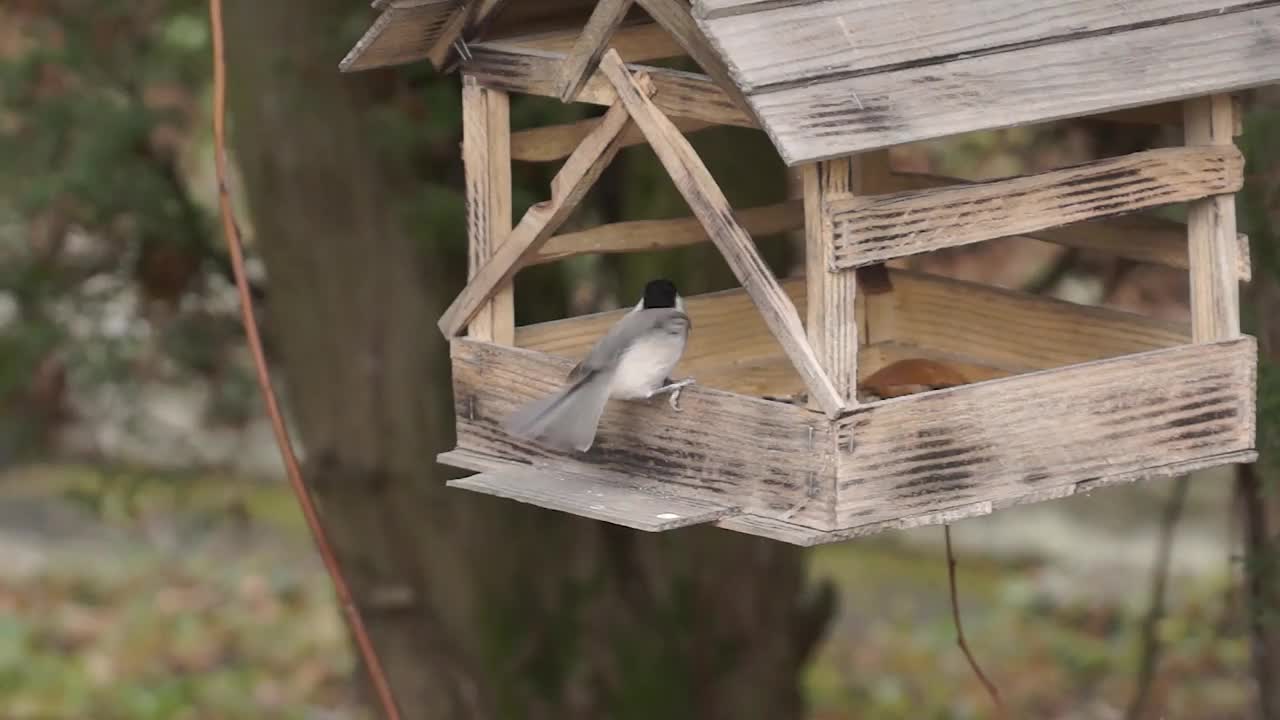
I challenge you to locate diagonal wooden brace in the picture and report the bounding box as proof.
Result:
[598,50,846,417]
[437,74,656,338]
[555,0,635,102]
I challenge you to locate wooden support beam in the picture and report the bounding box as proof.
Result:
[834,338,1257,527]
[438,84,651,338]
[464,43,755,127]
[1184,94,1242,342]
[883,168,1251,280]
[598,50,845,417]
[554,0,634,102]
[461,78,514,344]
[828,146,1243,270]
[634,0,756,117]
[534,200,800,263]
[804,158,860,406]
[881,269,1190,371]
[511,113,715,163]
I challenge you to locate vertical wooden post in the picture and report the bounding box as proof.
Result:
[462,77,514,344]
[1183,94,1240,342]
[804,156,861,405]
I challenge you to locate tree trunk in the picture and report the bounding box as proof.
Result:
[223,2,830,718]
[1239,86,1280,719]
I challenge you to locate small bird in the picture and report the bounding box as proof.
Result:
[504,278,694,452]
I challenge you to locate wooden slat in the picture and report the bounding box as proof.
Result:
[448,466,739,531]
[504,21,685,62]
[695,0,1261,92]
[463,43,754,127]
[340,0,461,73]
[743,4,1280,164]
[635,0,755,117]
[439,89,647,337]
[462,79,514,343]
[881,268,1191,371]
[719,449,1256,545]
[1185,94,1242,342]
[834,338,1257,526]
[804,157,860,406]
[450,339,838,529]
[554,0,635,102]
[511,115,715,163]
[827,146,1243,270]
[598,50,845,417]
[883,169,1251,280]
[534,200,800,263]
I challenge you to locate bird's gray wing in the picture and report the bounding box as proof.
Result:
[566,309,685,383]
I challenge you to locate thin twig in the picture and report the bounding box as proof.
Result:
[1126,474,1190,720]
[206,2,402,718]
[945,525,1008,719]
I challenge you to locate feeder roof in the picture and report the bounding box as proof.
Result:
[343,0,1280,165]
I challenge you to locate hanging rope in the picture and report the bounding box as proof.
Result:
[207,2,402,717]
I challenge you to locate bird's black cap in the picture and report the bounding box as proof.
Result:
[641,278,679,309]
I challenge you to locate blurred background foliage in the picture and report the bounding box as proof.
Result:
[0,1,1278,718]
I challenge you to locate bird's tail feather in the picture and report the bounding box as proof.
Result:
[503,374,611,452]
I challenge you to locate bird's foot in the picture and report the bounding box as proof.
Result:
[650,378,695,411]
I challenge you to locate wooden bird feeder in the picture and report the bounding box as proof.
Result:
[341,0,1271,545]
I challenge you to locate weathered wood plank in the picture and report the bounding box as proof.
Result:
[696,0,1262,92]
[511,114,714,163]
[827,146,1243,270]
[450,339,838,529]
[805,157,860,406]
[881,268,1191,371]
[462,79,514,344]
[340,0,461,73]
[502,21,685,62]
[448,465,740,531]
[884,169,1251,280]
[719,449,1256,545]
[1185,94,1242,342]
[745,4,1280,164]
[554,0,635,102]
[535,200,800,263]
[463,43,754,127]
[635,0,755,117]
[834,338,1257,526]
[599,50,845,417]
[439,90,647,338]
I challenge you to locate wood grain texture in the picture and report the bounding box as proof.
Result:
[695,0,1261,92]
[1185,94,1243,342]
[463,43,755,127]
[439,90,645,337]
[804,158,860,406]
[883,169,1251,280]
[598,50,845,417]
[834,338,1257,526]
[511,114,714,163]
[827,146,1243,270]
[449,339,838,529]
[502,21,685,62]
[340,0,460,72]
[718,450,1257,545]
[535,200,800,263]
[635,0,756,117]
[742,4,1280,164]
[554,0,635,102]
[881,269,1191,371]
[447,465,740,531]
[462,79,514,344]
